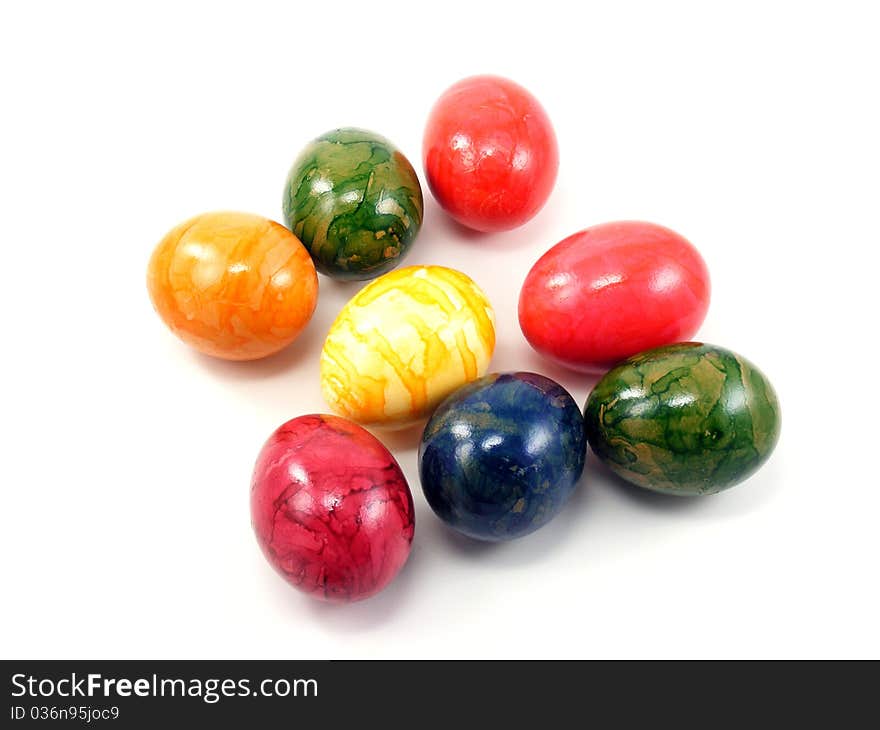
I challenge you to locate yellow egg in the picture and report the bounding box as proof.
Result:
[321,265,496,427]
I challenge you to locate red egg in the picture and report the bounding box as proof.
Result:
[250,414,414,603]
[423,75,558,232]
[519,221,711,372]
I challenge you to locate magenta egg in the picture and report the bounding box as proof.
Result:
[250,414,415,603]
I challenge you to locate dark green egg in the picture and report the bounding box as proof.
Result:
[584,343,780,496]
[282,128,423,281]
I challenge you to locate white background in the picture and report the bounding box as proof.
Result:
[1,0,878,659]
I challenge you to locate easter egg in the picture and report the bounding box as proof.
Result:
[423,75,558,232]
[584,343,780,496]
[147,211,318,361]
[419,372,586,541]
[282,128,424,281]
[321,265,495,428]
[519,221,711,372]
[250,414,415,602]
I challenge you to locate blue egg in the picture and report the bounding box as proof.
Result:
[418,372,586,541]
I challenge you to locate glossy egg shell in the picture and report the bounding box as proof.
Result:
[584,343,780,496]
[250,414,415,602]
[321,265,496,428]
[419,372,586,541]
[283,128,424,281]
[519,221,710,372]
[147,211,318,360]
[423,75,558,232]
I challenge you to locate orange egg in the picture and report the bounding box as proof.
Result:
[147,212,318,360]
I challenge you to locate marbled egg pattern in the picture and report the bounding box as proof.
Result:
[584,343,780,495]
[420,372,586,541]
[146,211,318,360]
[250,414,414,602]
[320,265,495,427]
[283,128,423,281]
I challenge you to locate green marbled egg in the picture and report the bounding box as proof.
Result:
[584,343,780,496]
[282,128,423,281]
